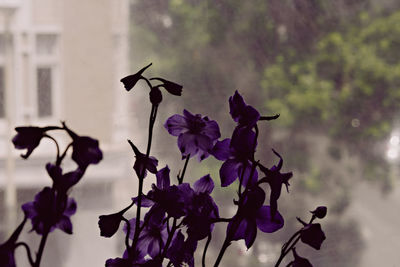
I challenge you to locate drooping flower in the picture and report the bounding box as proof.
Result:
[0,217,27,267]
[46,163,84,193]
[12,126,58,159]
[289,248,313,267]
[310,206,327,219]
[128,140,158,179]
[62,122,103,171]
[98,201,134,238]
[22,187,77,235]
[120,63,152,91]
[258,149,293,219]
[164,109,220,161]
[211,127,258,187]
[227,185,284,249]
[300,223,326,250]
[229,90,260,128]
[150,77,183,96]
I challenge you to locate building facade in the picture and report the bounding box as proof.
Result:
[0,1,134,266]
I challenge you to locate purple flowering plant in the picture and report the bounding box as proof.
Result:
[99,64,328,267]
[0,123,102,267]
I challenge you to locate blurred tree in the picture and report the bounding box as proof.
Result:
[128,0,400,266]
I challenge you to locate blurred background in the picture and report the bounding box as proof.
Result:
[0,0,400,266]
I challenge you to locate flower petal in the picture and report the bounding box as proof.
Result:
[164,114,188,136]
[256,206,284,233]
[193,174,214,194]
[156,166,170,189]
[220,159,241,187]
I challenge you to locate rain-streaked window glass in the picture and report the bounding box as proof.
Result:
[0,34,6,55]
[36,67,52,117]
[35,34,57,56]
[0,67,4,118]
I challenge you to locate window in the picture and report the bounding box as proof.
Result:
[36,67,52,117]
[0,67,4,118]
[35,33,58,118]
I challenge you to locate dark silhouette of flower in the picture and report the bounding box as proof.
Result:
[300,223,326,250]
[143,166,187,219]
[150,77,183,96]
[62,122,103,170]
[227,186,284,249]
[259,149,293,219]
[46,163,84,193]
[212,128,258,187]
[0,217,27,267]
[99,202,134,238]
[120,63,152,91]
[229,90,260,127]
[166,230,197,267]
[12,126,58,159]
[149,87,162,105]
[22,187,77,235]
[105,248,146,267]
[124,208,168,258]
[310,206,327,219]
[164,109,220,161]
[128,140,158,178]
[181,175,219,241]
[289,248,313,267]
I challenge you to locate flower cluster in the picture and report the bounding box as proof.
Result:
[0,123,102,267]
[99,64,327,267]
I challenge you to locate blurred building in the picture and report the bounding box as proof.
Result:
[0,0,134,266]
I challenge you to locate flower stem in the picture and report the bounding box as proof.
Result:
[34,227,50,267]
[213,237,231,267]
[178,155,190,184]
[131,104,158,254]
[15,242,34,266]
[202,233,212,267]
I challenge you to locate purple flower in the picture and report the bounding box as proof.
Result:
[229,91,260,127]
[227,186,284,249]
[181,175,219,241]
[128,140,158,178]
[144,166,186,219]
[120,63,152,91]
[46,163,84,192]
[164,109,220,161]
[166,230,197,267]
[22,187,77,235]
[300,223,326,250]
[62,122,103,170]
[259,149,293,219]
[0,217,27,267]
[12,126,58,159]
[212,128,258,187]
[124,208,168,258]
